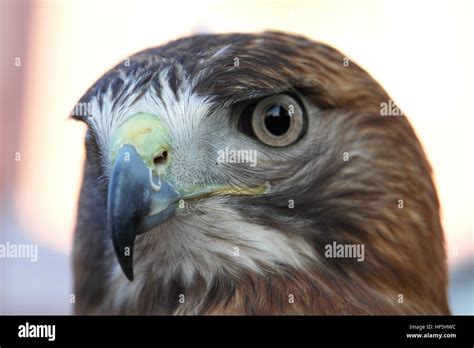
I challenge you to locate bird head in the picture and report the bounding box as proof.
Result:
[73,32,449,314]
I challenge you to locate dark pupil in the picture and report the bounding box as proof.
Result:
[264,104,291,136]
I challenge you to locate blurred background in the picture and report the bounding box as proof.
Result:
[0,0,472,314]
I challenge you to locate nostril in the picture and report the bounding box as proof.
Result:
[153,151,168,166]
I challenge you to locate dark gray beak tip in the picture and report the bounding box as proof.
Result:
[111,237,135,281]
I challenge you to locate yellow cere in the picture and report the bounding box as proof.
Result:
[110,113,170,173]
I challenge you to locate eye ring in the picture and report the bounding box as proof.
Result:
[250,94,305,147]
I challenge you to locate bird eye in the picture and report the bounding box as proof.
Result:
[244,94,306,147]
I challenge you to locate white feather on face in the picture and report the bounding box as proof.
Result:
[86,67,213,179]
[87,66,274,188]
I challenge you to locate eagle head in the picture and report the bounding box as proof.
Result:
[72,32,449,315]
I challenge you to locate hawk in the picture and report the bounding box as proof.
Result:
[72,32,450,315]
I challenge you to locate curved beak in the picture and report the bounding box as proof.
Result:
[106,112,179,281]
[107,145,179,280]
